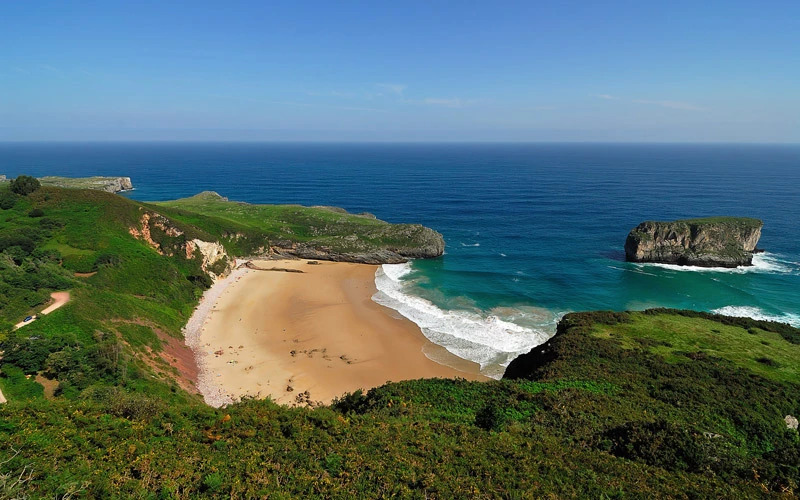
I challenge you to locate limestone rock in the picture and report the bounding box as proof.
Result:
[186,239,233,279]
[625,217,763,268]
[129,211,233,280]
[786,415,799,431]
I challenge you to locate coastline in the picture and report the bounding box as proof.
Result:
[183,264,249,407]
[184,259,486,407]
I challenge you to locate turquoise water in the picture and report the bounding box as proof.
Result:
[2,142,799,376]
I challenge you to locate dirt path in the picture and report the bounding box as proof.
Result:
[13,291,71,330]
[4,291,72,402]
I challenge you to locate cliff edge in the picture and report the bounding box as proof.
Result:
[624,217,762,268]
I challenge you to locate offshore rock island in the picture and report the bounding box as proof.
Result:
[625,217,763,267]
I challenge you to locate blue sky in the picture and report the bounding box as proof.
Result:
[2,1,798,142]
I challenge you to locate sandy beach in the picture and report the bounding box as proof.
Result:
[186,259,485,407]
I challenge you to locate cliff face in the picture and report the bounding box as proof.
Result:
[129,211,234,280]
[268,224,445,264]
[624,217,763,268]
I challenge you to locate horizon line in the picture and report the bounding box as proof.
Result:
[1,140,799,146]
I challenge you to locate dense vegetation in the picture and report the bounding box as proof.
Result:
[1,184,798,498]
[9,175,41,196]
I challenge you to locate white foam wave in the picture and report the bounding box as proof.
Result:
[499,253,507,257]
[373,263,555,379]
[460,242,480,247]
[639,253,796,275]
[711,306,800,327]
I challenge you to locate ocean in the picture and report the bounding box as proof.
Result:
[2,142,799,377]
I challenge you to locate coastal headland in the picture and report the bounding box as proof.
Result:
[186,259,485,407]
[0,175,134,193]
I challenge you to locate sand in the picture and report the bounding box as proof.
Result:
[187,260,486,407]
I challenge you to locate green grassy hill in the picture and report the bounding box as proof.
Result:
[0,184,798,498]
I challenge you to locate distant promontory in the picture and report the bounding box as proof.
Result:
[1,175,133,193]
[38,176,133,193]
[625,217,763,268]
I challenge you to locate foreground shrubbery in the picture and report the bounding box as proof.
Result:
[1,309,798,497]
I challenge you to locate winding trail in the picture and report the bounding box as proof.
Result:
[13,291,71,330]
[2,292,72,403]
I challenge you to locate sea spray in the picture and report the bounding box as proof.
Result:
[639,252,796,275]
[373,263,556,379]
[710,306,800,327]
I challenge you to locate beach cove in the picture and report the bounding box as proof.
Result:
[185,259,486,407]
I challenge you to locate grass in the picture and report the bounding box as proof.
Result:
[672,216,763,227]
[589,311,800,385]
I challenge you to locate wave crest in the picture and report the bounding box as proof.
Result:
[373,263,556,379]
[711,305,800,327]
[638,252,797,274]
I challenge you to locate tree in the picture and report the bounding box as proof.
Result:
[10,175,41,196]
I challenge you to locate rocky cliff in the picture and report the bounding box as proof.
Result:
[128,210,234,280]
[624,217,763,267]
[267,224,445,264]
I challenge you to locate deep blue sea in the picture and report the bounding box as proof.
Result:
[2,142,799,377]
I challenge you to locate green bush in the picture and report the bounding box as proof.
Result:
[0,191,17,210]
[202,472,224,493]
[10,175,41,196]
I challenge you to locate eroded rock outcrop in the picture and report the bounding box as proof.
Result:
[625,217,763,268]
[268,224,445,264]
[185,239,231,279]
[129,211,234,279]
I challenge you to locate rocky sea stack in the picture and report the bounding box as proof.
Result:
[625,217,763,268]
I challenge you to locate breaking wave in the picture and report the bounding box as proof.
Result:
[638,253,796,274]
[373,263,557,379]
[711,305,800,327]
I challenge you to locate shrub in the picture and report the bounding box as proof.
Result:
[10,175,41,196]
[0,191,16,210]
[202,472,224,493]
[475,402,507,431]
[38,217,64,230]
[756,357,780,367]
[95,253,120,268]
[27,208,44,218]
